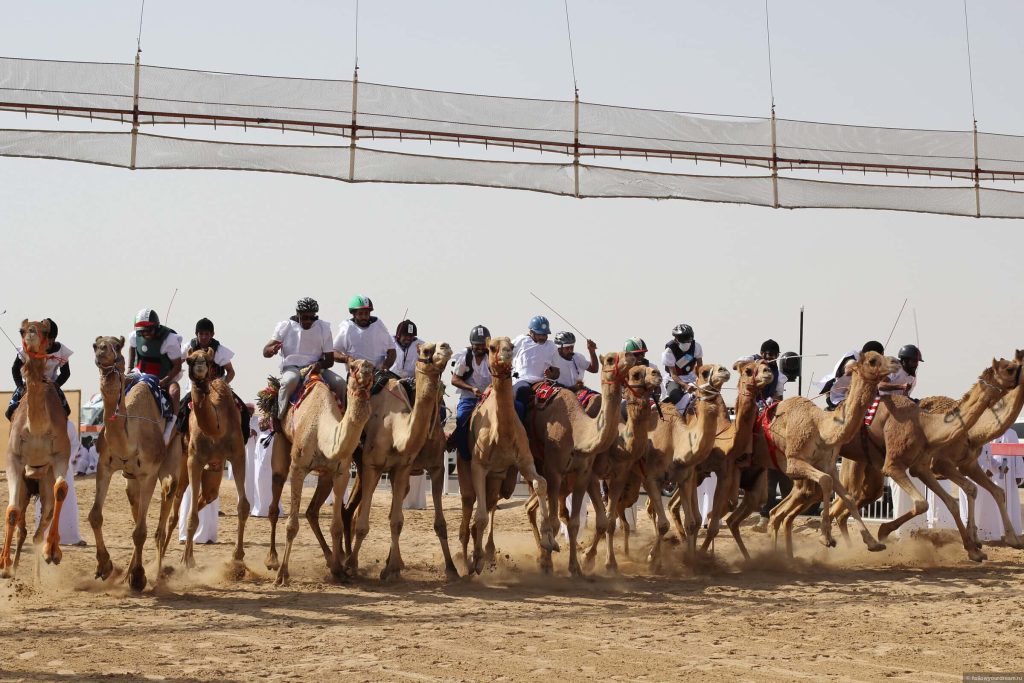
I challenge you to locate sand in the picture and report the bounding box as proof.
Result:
[1,475,1023,682]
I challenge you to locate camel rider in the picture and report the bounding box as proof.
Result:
[127,308,184,415]
[6,318,72,421]
[552,331,598,391]
[333,295,396,380]
[756,339,786,404]
[819,340,884,410]
[262,297,344,425]
[511,315,560,422]
[624,337,653,367]
[879,344,922,398]
[661,323,703,413]
[450,325,492,461]
[177,318,250,440]
[391,319,423,380]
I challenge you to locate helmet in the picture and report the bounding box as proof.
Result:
[672,324,694,343]
[469,325,490,344]
[760,339,780,355]
[528,315,551,335]
[295,297,319,314]
[624,337,647,354]
[134,308,160,329]
[554,331,576,348]
[348,295,373,313]
[395,319,418,337]
[861,340,885,355]
[195,318,215,335]
[898,344,923,362]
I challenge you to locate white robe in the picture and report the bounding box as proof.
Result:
[697,472,717,525]
[33,420,84,545]
[403,472,428,510]
[927,480,958,529]
[250,430,282,517]
[560,492,592,541]
[961,429,1023,539]
[178,485,219,543]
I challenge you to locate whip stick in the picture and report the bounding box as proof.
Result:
[0,310,20,352]
[883,298,908,351]
[165,288,179,324]
[529,292,589,341]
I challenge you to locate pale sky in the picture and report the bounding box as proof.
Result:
[2,1,1023,414]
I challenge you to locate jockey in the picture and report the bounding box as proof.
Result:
[552,331,598,391]
[449,325,492,461]
[6,318,72,421]
[391,319,423,380]
[333,295,396,374]
[127,308,184,415]
[879,344,922,397]
[177,318,250,440]
[661,323,703,412]
[820,340,884,410]
[624,337,653,367]
[511,315,560,422]
[756,339,786,403]
[262,297,344,424]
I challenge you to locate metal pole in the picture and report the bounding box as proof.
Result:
[130,50,141,169]
[348,68,359,181]
[798,305,804,396]
[770,108,779,208]
[973,119,981,218]
[573,92,580,198]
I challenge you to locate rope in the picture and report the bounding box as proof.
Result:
[136,0,146,54]
[353,0,360,73]
[562,0,578,96]
[962,0,977,124]
[763,0,775,113]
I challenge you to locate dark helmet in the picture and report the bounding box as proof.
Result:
[554,331,576,348]
[672,323,694,343]
[898,344,923,362]
[469,325,490,344]
[134,308,160,329]
[760,339,780,355]
[295,297,319,314]
[44,318,58,340]
[861,340,885,355]
[395,319,418,337]
[528,315,551,335]
[195,317,215,335]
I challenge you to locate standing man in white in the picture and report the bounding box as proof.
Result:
[960,428,1023,540]
[34,419,84,546]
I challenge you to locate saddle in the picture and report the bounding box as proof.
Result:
[124,372,173,423]
[576,387,600,410]
[531,380,561,411]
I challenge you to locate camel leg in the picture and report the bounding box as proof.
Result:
[931,459,978,547]
[456,457,475,575]
[962,459,1023,550]
[153,471,175,581]
[346,464,382,575]
[701,465,734,553]
[34,470,56,576]
[163,439,188,558]
[515,451,557,555]
[832,458,880,543]
[583,475,612,572]
[13,511,28,572]
[679,472,701,561]
[264,434,290,570]
[380,466,412,581]
[878,465,929,543]
[536,471,562,574]
[229,448,250,563]
[565,474,590,577]
[125,474,158,591]
[341,467,363,557]
[42,470,69,566]
[484,477,502,563]
[88,463,116,580]
[913,465,985,562]
[469,462,490,575]
[667,488,685,543]
[328,470,351,580]
[274,462,306,586]
[306,474,334,564]
[181,455,204,570]
[768,484,809,558]
[725,468,766,561]
[642,473,670,568]
[827,464,885,552]
[0,471,23,577]
[784,460,836,552]
[427,464,458,579]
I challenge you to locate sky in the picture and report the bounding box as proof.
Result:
[1,1,1023,414]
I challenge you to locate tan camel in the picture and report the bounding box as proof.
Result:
[725,351,899,559]
[266,359,374,585]
[172,348,250,569]
[580,363,662,573]
[344,342,453,580]
[823,354,1024,562]
[1,320,71,577]
[523,351,638,575]
[88,336,181,591]
[457,336,556,575]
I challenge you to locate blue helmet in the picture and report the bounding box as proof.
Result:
[528,315,551,335]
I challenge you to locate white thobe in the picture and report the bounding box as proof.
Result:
[403,472,428,510]
[559,492,592,541]
[250,430,282,517]
[178,485,219,543]
[697,472,717,525]
[961,429,1023,539]
[959,447,1003,541]
[34,420,84,545]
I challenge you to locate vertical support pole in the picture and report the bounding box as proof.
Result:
[348,68,359,182]
[130,51,141,170]
[798,305,804,397]
[770,108,779,209]
[973,119,981,218]
[573,91,580,198]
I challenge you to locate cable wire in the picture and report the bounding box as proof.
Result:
[562,0,578,96]
[136,0,146,53]
[764,0,776,113]
[962,0,977,123]
[353,0,360,73]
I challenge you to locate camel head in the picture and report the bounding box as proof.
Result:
[851,351,901,384]
[625,364,662,401]
[732,359,775,394]
[598,351,638,387]
[980,355,1024,393]
[93,335,125,371]
[695,363,731,398]
[187,347,215,383]
[487,337,514,378]
[415,341,453,378]
[20,319,50,356]
[348,358,374,398]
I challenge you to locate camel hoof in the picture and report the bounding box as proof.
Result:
[582,554,596,572]
[274,571,289,586]
[568,562,583,578]
[265,554,280,571]
[968,549,987,563]
[0,567,12,579]
[1003,537,1024,550]
[95,559,114,581]
[604,562,619,575]
[128,566,147,592]
[45,544,62,565]
[330,565,351,583]
[445,566,460,581]
[540,533,560,553]
[379,565,402,582]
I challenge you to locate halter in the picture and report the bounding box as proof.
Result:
[21,339,58,361]
[490,361,513,380]
[602,353,634,393]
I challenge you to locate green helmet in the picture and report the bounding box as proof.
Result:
[624,337,647,354]
[347,295,374,313]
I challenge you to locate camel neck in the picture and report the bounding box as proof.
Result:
[394,368,439,456]
[99,367,128,447]
[824,371,878,446]
[575,369,623,455]
[968,383,1024,448]
[322,386,371,464]
[190,379,224,438]
[622,398,654,458]
[728,383,759,456]
[676,397,718,463]
[923,379,1003,446]
[24,356,56,431]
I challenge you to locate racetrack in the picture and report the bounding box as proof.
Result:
[1,477,1022,682]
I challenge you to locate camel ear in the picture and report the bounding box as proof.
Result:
[732,361,740,371]
[1016,349,1024,362]
[117,336,125,351]
[204,347,215,361]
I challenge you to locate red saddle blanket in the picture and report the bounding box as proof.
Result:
[754,401,781,470]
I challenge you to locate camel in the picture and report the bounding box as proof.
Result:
[173,348,250,569]
[1,320,71,578]
[87,336,181,591]
[823,354,1024,562]
[580,363,662,573]
[725,350,899,559]
[343,342,453,580]
[266,359,374,584]
[457,336,556,575]
[523,350,639,575]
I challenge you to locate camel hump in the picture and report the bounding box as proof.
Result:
[918,395,956,413]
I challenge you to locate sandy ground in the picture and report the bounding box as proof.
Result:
[1,475,1023,683]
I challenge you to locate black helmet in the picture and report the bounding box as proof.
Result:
[469,325,490,344]
[195,317,215,335]
[672,324,694,343]
[295,297,319,314]
[396,319,418,337]
[898,344,923,362]
[554,331,576,348]
[760,339,780,355]
[861,340,884,355]
[44,318,58,340]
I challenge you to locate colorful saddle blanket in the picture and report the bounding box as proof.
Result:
[754,401,781,470]
[863,397,881,428]
[124,372,173,422]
